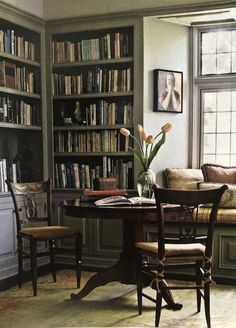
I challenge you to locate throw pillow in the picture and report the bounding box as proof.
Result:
[164,168,203,190]
[198,182,236,208]
[201,163,236,184]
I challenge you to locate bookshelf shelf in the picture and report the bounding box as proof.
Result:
[53,91,133,100]
[54,124,133,131]
[54,151,132,157]
[0,86,40,98]
[0,51,40,67]
[52,57,133,68]
[0,122,41,130]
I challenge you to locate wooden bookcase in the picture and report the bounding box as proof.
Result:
[0,3,47,281]
[46,17,143,268]
[50,26,135,191]
[0,15,46,190]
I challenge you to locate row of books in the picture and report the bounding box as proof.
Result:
[0,158,21,192]
[54,130,130,153]
[0,28,36,61]
[52,67,132,95]
[54,157,133,189]
[52,31,132,64]
[0,96,38,125]
[0,60,35,93]
[84,101,133,126]
[53,100,133,127]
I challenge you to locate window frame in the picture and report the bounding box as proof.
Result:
[191,24,236,168]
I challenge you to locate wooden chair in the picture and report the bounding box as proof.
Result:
[135,184,228,327]
[6,179,82,296]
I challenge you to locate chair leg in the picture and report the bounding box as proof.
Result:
[75,235,82,288]
[155,290,162,327]
[136,253,143,315]
[30,238,38,296]
[49,240,56,282]
[204,284,211,328]
[17,235,23,288]
[195,260,202,312]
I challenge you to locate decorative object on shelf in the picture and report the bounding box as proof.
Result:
[120,122,172,198]
[153,69,183,113]
[73,101,83,124]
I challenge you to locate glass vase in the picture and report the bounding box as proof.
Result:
[137,168,155,199]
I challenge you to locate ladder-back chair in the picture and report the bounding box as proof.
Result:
[6,179,82,296]
[135,184,227,327]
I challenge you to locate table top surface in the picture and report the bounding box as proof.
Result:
[62,199,180,222]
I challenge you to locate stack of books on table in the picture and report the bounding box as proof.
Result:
[80,188,127,202]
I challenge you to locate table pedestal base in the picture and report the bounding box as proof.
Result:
[70,261,183,311]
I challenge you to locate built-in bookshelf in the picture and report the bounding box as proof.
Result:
[0,17,44,190]
[51,26,135,190]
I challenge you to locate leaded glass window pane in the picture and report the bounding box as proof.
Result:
[217,112,230,133]
[200,29,236,75]
[202,90,236,165]
[204,92,216,112]
[202,54,216,75]
[204,113,216,133]
[217,31,231,52]
[202,32,216,54]
[217,92,231,111]
[204,134,215,154]
[217,134,230,154]
[217,53,231,74]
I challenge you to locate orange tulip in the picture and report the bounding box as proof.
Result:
[137,124,143,133]
[161,122,172,133]
[120,128,130,137]
[146,135,154,144]
[140,129,147,141]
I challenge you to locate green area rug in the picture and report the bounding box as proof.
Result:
[0,270,235,327]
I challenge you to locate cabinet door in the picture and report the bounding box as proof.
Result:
[52,191,91,264]
[52,191,122,268]
[0,196,17,279]
[212,227,236,281]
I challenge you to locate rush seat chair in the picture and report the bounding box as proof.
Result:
[135,184,227,327]
[6,179,82,296]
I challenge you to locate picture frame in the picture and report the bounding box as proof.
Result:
[153,69,183,113]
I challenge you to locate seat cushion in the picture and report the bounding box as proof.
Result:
[20,226,81,239]
[197,207,236,224]
[135,241,205,257]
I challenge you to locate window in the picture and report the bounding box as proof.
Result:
[197,26,236,166]
[202,89,236,166]
[201,29,236,75]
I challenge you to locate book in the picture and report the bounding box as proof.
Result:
[5,61,16,89]
[95,195,156,206]
[83,189,127,196]
[0,60,5,86]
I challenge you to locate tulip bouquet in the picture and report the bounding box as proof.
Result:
[120,122,172,170]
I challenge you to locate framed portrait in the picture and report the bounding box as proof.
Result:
[153,69,183,113]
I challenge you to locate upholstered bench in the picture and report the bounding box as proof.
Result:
[164,166,236,225]
[159,165,236,282]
